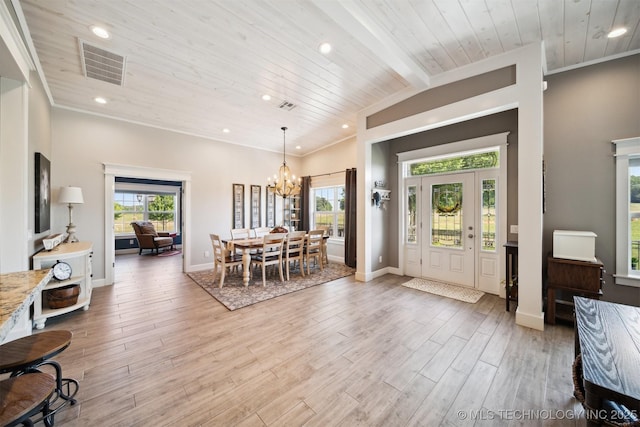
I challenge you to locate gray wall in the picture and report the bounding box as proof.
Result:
[377,110,519,268]
[543,54,640,305]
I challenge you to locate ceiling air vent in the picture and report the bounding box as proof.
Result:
[79,40,126,86]
[278,100,296,111]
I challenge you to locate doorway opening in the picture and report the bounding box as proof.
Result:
[103,163,192,286]
[113,177,183,255]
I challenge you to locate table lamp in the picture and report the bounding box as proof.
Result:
[58,186,84,243]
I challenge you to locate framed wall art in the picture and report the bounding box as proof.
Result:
[265,186,276,228]
[250,185,261,228]
[35,152,51,233]
[232,183,244,229]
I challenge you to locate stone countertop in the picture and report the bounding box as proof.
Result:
[0,269,52,342]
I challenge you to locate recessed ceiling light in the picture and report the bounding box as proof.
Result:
[262,94,271,101]
[607,28,627,38]
[342,123,349,129]
[94,96,107,104]
[296,145,301,150]
[223,128,230,133]
[91,25,110,39]
[319,42,332,54]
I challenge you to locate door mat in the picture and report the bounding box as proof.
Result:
[401,277,485,303]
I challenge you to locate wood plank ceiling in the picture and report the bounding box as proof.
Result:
[15,0,640,155]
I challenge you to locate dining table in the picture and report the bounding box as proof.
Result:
[225,234,329,287]
[225,237,264,287]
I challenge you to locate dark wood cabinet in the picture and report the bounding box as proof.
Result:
[546,256,604,324]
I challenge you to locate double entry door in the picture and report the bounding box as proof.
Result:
[404,171,500,292]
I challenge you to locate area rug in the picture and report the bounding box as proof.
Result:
[401,278,485,303]
[187,262,355,310]
[158,249,181,257]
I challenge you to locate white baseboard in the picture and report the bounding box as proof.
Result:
[355,266,400,282]
[515,308,545,331]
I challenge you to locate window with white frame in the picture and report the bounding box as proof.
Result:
[114,183,180,235]
[614,136,640,287]
[312,186,345,238]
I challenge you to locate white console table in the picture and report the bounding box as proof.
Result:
[32,241,93,329]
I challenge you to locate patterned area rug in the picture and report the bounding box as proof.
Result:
[187,262,355,310]
[401,278,485,303]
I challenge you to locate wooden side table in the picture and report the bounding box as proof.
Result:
[504,241,518,311]
[546,256,604,324]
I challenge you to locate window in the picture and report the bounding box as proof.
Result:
[408,148,499,176]
[406,184,417,243]
[614,136,640,288]
[312,186,345,238]
[114,192,178,235]
[481,179,497,251]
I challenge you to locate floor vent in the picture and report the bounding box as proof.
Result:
[278,100,296,111]
[80,40,126,86]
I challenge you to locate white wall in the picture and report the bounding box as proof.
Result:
[50,107,303,279]
[300,136,356,175]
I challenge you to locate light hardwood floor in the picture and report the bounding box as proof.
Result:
[32,253,585,426]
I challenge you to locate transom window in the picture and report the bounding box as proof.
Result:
[408,148,499,176]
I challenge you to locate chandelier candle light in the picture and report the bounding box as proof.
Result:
[58,186,84,243]
[267,126,301,198]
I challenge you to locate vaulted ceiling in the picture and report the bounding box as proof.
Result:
[15,0,640,155]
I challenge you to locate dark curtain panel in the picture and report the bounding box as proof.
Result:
[344,168,357,268]
[299,176,311,232]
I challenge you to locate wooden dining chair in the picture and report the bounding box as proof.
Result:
[230,228,252,256]
[230,228,252,240]
[210,233,242,288]
[250,233,286,286]
[284,230,306,280]
[304,229,325,274]
[253,227,271,238]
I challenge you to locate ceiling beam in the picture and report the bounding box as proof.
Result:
[312,0,431,89]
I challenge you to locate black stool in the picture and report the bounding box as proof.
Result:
[0,330,79,422]
[0,373,56,426]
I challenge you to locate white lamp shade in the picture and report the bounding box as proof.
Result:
[58,186,84,204]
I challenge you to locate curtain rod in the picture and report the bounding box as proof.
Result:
[309,170,345,178]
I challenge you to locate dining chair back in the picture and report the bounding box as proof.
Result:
[230,228,252,255]
[253,227,271,238]
[250,233,287,286]
[230,228,252,240]
[284,230,306,280]
[305,229,325,274]
[210,233,242,288]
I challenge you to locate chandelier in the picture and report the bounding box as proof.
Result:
[267,126,301,198]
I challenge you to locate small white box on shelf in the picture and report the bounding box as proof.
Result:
[553,230,597,262]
